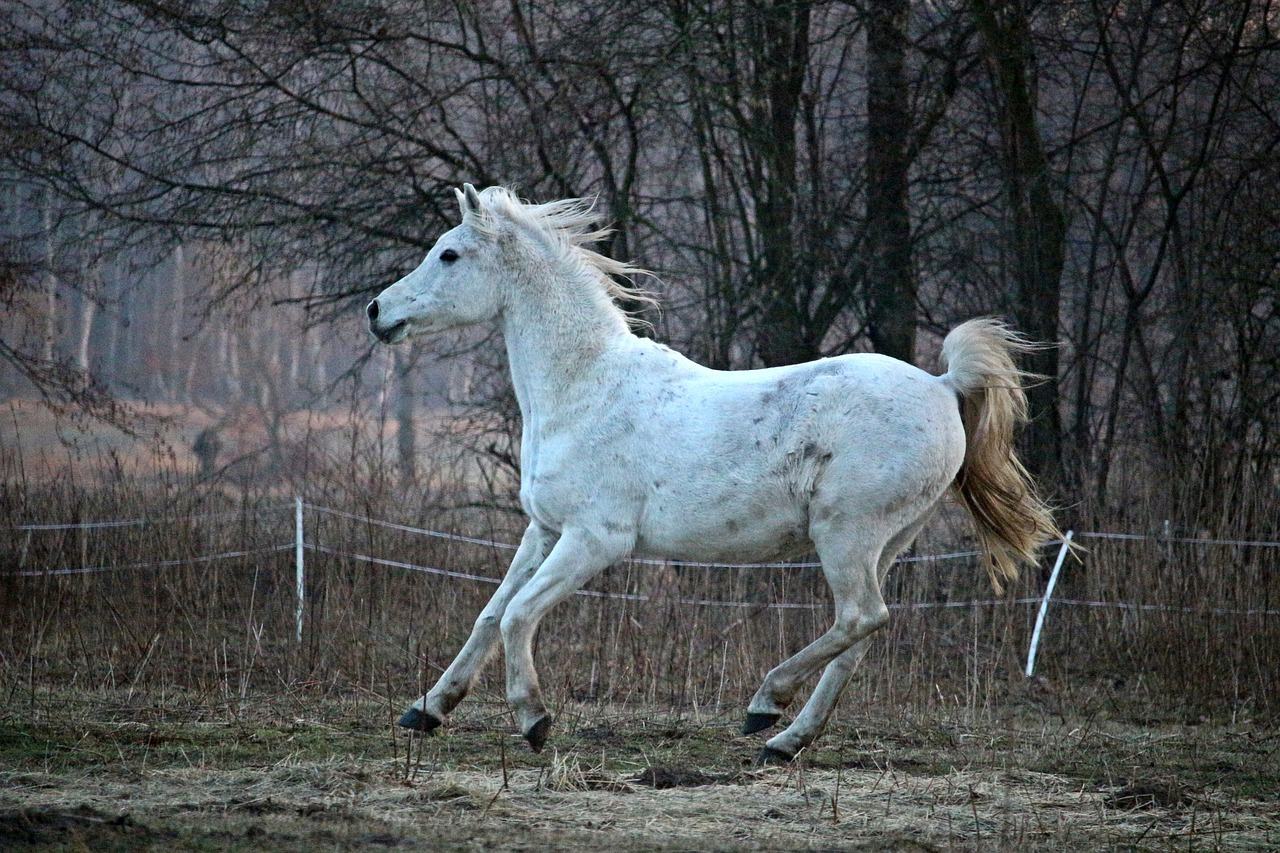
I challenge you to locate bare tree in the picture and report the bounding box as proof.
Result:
[865,0,915,362]
[970,0,1067,489]
[1,0,1276,522]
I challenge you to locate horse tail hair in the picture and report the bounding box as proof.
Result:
[940,318,1063,593]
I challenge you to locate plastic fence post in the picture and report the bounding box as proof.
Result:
[295,497,305,644]
[1025,530,1074,678]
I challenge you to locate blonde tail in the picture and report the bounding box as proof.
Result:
[941,318,1063,592]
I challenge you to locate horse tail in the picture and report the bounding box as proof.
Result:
[940,318,1063,593]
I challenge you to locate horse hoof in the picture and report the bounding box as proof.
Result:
[525,716,553,753]
[398,706,442,733]
[753,746,795,767]
[742,712,781,735]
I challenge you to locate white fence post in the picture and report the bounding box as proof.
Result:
[1025,530,1074,678]
[295,497,305,644]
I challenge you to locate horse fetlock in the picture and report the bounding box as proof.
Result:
[753,745,796,767]
[428,683,467,716]
[509,691,548,733]
[764,723,819,761]
[748,681,792,717]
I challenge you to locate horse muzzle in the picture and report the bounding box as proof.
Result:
[367,298,409,344]
[370,318,408,344]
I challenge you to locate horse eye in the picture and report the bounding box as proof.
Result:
[440,249,459,264]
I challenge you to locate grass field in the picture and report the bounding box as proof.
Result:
[3,407,1278,851]
[2,688,1277,852]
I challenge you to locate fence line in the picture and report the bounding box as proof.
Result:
[304,532,1277,616]
[10,505,291,532]
[1048,598,1280,617]
[306,541,1043,612]
[9,498,1278,582]
[307,542,506,586]
[7,499,1278,671]
[303,502,991,567]
[14,499,1280,564]
[13,544,294,577]
[1075,530,1280,548]
[306,503,520,551]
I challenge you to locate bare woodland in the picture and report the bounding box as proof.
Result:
[1,12,1278,848]
[1,0,1277,529]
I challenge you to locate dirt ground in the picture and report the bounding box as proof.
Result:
[1,689,1276,852]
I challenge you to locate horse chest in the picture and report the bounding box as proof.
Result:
[519,429,642,530]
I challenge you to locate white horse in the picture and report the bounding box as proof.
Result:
[367,185,1060,763]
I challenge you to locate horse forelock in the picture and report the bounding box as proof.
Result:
[471,185,659,325]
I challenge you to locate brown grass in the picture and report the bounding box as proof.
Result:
[1,692,1276,852]
[2,406,1278,723]
[2,403,1278,849]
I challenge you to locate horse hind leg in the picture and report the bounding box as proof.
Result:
[753,512,934,764]
[754,636,876,764]
[743,529,889,738]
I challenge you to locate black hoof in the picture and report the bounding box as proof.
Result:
[753,746,795,767]
[398,706,442,733]
[524,715,553,753]
[742,712,781,735]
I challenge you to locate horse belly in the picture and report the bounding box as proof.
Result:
[634,491,810,563]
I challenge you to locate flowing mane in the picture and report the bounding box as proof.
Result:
[471,186,658,326]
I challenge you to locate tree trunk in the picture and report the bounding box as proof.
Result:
[169,244,187,403]
[222,327,242,403]
[865,0,916,363]
[74,267,98,380]
[972,0,1065,492]
[104,277,124,392]
[41,193,60,365]
[753,0,816,367]
[395,347,416,487]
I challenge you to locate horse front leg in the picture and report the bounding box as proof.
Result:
[399,523,554,732]
[498,527,627,752]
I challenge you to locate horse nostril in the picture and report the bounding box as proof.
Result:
[367,299,379,321]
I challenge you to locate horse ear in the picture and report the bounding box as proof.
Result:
[455,184,484,219]
[464,183,483,212]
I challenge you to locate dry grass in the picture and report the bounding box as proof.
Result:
[1,692,1276,852]
[4,483,1274,728]
[2,403,1279,849]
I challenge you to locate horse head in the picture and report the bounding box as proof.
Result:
[366,184,505,344]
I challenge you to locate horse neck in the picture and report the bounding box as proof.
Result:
[500,260,632,422]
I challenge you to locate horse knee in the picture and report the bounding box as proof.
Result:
[499,606,533,644]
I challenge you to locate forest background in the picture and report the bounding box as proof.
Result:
[3,0,1278,529]
[1,0,1278,713]
[4,0,1279,539]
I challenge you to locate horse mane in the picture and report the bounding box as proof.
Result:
[472,186,659,327]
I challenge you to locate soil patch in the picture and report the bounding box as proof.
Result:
[1,691,1276,851]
